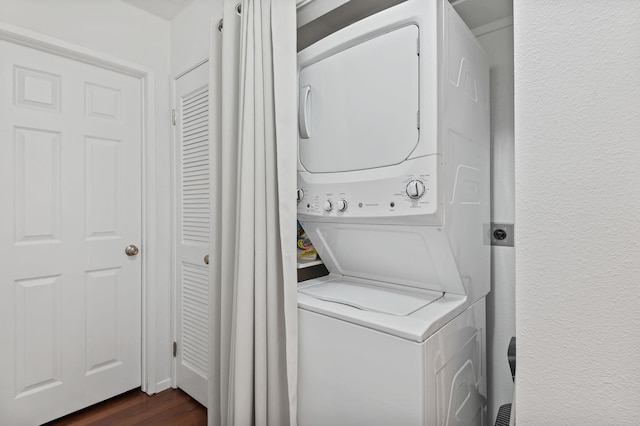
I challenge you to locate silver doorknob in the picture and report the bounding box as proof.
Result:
[125,245,139,256]
[204,254,209,265]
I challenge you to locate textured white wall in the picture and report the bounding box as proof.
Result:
[0,0,174,391]
[515,1,640,423]
[475,18,515,424]
[171,0,222,75]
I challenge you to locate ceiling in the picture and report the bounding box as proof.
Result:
[450,0,512,30]
[297,0,512,51]
[121,0,512,30]
[121,0,194,20]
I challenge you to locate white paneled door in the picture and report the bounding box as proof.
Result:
[174,62,210,407]
[0,40,142,425]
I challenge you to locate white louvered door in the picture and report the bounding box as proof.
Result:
[174,63,209,406]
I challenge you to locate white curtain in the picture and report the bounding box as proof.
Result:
[208,1,298,425]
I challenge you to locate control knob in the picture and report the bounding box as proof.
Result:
[336,199,348,212]
[323,200,333,212]
[296,188,304,203]
[406,180,426,199]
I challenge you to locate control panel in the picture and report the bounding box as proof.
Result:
[297,156,440,221]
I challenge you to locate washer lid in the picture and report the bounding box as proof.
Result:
[299,222,466,295]
[299,278,441,316]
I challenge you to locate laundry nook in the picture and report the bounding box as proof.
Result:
[0,0,638,424]
[296,1,489,423]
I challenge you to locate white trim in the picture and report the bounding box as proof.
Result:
[142,71,159,396]
[0,21,159,395]
[156,378,173,393]
[0,22,151,78]
[174,58,209,80]
[170,76,178,390]
[472,16,513,37]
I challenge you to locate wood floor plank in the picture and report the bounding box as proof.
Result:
[43,388,206,426]
[52,390,149,425]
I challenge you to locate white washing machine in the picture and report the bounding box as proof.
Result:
[296,0,490,424]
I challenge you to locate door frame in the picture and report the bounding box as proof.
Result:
[0,22,160,395]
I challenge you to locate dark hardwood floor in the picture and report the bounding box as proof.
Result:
[43,388,206,426]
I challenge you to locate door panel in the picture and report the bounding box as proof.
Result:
[0,39,142,425]
[174,62,210,407]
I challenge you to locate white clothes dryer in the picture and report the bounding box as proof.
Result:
[296,0,490,424]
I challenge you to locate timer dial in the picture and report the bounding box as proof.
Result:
[405,180,426,199]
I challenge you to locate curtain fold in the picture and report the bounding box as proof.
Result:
[209,1,298,425]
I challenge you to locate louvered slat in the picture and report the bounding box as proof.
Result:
[181,88,209,244]
[181,262,208,377]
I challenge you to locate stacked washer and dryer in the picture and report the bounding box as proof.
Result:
[296,0,490,424]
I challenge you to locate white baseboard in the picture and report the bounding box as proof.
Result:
[156,378,172,393]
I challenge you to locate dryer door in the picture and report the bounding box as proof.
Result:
[298,24,420,173]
